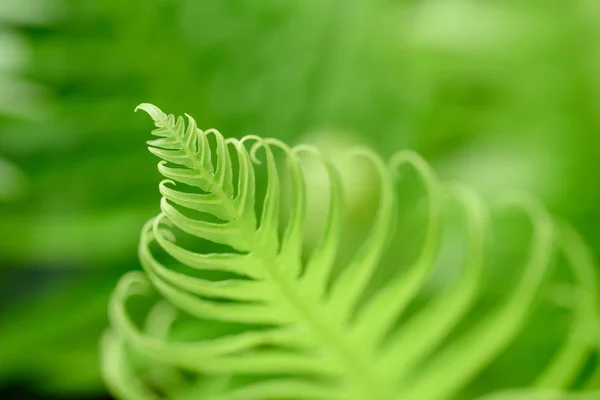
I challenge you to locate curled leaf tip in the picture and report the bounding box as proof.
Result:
[135,103,167,122]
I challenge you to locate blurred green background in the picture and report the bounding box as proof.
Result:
[0,0,599,398]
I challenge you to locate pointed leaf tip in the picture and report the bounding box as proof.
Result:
[135,103,167,123]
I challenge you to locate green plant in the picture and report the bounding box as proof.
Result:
[2,1,599,397]
[104,104,600,399]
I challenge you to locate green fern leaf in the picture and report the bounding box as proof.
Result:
[104,104,600,400]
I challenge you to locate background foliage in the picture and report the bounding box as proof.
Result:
[0,0,599,398]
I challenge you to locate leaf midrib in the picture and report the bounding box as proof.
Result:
[165,125,387,399]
